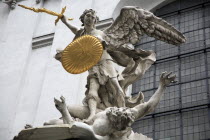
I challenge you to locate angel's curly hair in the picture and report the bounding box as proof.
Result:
[79,9,99,26]
[106,107,135,131]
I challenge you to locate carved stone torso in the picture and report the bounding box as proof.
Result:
[92,112,113,136]
[74,28,112,62]
[75,28,118,85]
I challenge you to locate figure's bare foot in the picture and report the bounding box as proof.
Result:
[54,96,67,113]
[160,71,177,87]
[84,115,95,125]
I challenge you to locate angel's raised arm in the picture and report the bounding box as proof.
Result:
[61,15,79,34]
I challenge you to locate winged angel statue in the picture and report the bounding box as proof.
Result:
[16,5,185,140]
[53,6,185,123]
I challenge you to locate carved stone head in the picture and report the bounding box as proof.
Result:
[106,107,135,131]
[79,9,99,26]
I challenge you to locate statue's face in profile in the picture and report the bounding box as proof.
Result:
[84,12,97,26]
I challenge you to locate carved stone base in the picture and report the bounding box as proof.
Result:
[13,124,152,140]
[14,124,74,140]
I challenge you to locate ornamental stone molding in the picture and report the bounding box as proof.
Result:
[2,0,17,9]
[2,0,41,9]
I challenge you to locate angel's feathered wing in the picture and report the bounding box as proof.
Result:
[104,6,186,47]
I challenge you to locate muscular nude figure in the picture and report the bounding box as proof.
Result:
[54,71,176,139]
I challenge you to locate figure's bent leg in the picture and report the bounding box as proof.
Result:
[85,78,100,124]
[109,77,125,107]
[67,104,103,120]
[67,105,90,120]
[44,105,92,126]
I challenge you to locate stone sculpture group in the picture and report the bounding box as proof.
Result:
[14,6,186,140]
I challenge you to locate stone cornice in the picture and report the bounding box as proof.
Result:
[32,33,54,49]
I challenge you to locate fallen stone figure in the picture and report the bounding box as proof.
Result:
[14,71,176,140]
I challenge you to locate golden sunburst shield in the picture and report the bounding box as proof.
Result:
[61,35,103,74]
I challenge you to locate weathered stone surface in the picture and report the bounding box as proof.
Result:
[14,125,74,140]
[14,124,152,140]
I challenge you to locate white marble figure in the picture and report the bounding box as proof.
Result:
[14,6,187,140]
[53,6,186,123]
[53,71,176,140]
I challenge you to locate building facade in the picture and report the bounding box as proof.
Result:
[0,0,209,140]
[0,0,120,139]
[132,0,210,140]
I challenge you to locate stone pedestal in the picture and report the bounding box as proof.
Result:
[14,125,74,140]
[14,124,152,140]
